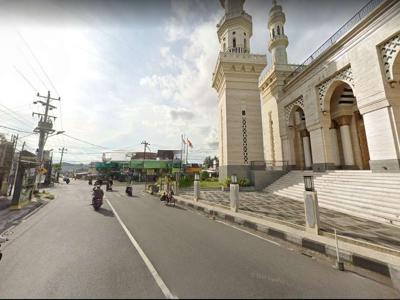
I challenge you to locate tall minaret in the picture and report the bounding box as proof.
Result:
[268,0,288,65]
[212,0,267,181]
[218,0,251,53]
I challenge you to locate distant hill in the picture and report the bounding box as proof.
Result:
[61,162,90,173]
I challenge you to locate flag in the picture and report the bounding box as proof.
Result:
[187,138,193,148]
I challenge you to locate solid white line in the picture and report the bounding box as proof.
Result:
[215,220,281,247]
[105,198,177,299]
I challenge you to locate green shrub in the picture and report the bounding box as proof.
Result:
[238,178,251,187]
[179,175,192,188]
[200,171,209,181]
[222,177,231,187]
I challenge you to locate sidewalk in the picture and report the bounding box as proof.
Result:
[175,189,400,288]
[178,190,400,251]
[0,196,47,235]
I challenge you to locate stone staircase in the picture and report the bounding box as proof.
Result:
[264,170,400,226]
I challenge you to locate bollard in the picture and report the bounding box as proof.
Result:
[229,175,239,212]
[303,174,320,235]
[194,173,200,202]
[334,228,345,271]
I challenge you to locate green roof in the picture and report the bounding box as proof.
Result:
[129,160,175,169]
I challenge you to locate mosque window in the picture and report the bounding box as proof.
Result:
[242,115,248,164]
[244,39,247,49]
[233,38,236,48]
[282,27,284,35]
[277,26,280,35]
[223,43,226,51]
[272,28,275,38]
[233,31,236,35]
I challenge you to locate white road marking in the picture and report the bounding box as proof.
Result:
[105,198,178,299]
[215,220,281,246]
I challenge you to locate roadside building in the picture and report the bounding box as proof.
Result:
[0,139,16,196]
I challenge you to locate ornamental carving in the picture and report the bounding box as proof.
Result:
[285,96,304,124]
[317,66,354,110]
[380,33,400,81]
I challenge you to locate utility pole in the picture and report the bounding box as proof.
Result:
[8,134,19,196]
[141,140,150,191]
[11,141,25,203]
[56,147,67,183]
[32,91,60,191]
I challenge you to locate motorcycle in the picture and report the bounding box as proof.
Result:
[92,186,104,211]
[125,186,133,197]
[0,236,8,262]
[88,179,93,185]
[106,181,113,192]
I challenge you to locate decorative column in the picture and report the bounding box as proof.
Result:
[329,127,341,167]
[335,116,355,167]
[301,130,312,169]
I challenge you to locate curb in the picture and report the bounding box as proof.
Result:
[175,195,400,290]
[0,200,47,236]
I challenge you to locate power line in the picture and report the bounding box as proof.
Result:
[17,47,50,92]
[13,65,38,93]
[17,30,60,97]
[0,105,34,130]
[62,133,108,149]
[0,125,32,134]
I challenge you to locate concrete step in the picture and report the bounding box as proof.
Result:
[273,190,399,222]
[270,185,400,208]
[316,176,400,185]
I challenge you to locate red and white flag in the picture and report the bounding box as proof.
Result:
[187,138,193,148]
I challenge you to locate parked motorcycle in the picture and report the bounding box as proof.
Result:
[88,178,93,185]
[92,186,104,211]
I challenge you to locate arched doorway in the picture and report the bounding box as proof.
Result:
[327,82,370,170]
[288,106,312,170]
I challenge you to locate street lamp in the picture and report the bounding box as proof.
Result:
[231,174,237,184]
[194,173,200,181]
[304,175,314,192]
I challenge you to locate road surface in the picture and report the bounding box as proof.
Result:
[0,180,398,298]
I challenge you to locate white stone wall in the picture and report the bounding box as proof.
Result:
[271,1,400,170]
[260,92,283,162]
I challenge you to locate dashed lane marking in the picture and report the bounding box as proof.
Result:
[105,198,178,299]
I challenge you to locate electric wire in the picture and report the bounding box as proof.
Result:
[0,125,32,134]
[16,30,60,97]
[13,65,38,93]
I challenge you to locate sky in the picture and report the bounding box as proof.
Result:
[0,0,367,164]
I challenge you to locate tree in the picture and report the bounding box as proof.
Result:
[203,156,212,169]
[203,156,219,169]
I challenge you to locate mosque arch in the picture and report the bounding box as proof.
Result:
[324,81,370,170]
[287,105,312,170]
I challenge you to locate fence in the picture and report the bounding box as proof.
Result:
[283,0,384,85]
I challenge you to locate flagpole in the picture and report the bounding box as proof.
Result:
[186,139,189,164]
[180,134,183,172]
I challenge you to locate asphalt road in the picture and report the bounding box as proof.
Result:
[0,180,398,299]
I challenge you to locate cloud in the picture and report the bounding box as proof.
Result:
[169,109,195,121]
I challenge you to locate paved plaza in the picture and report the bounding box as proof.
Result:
[179,189,400,251]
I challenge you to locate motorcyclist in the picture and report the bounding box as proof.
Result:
[92,185,104,202]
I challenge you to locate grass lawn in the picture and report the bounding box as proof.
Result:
[200,180,223,188]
